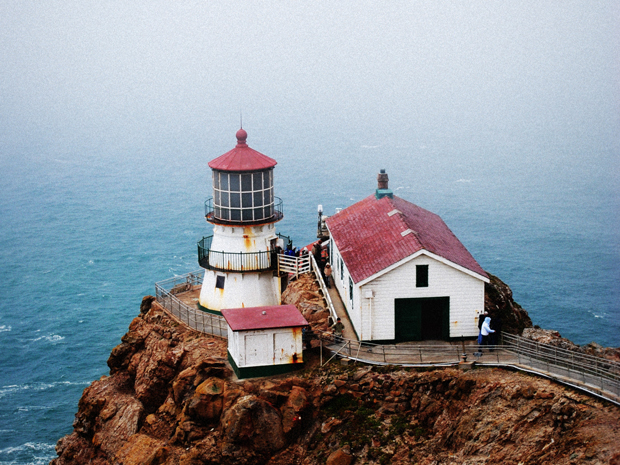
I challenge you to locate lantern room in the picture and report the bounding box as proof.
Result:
[207,128,282,225]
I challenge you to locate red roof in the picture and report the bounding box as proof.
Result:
[221,305,308,331]
[208,129,277,172]
[325,195,487,283]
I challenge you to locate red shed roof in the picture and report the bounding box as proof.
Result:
[208,129,277,172]
[326,195,487,283]
[221,305,308,331]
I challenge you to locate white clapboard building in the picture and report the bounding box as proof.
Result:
[325,170,489,342]
[221,305,308,379]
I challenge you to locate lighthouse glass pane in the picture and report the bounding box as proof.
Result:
[221,208,230,220]
[214,191,220,205]
[253,172,262,189]
[220,192,229,207]
[230,174,240,191]
[253,191,263,207]
[231,209,241,221]
[242,209,252,221]
[220,173,228,190]
[241,174,252,191]
[230,193,240,208]
[266,170,273,188]
[242,192,252,208]
[254,207,262,219]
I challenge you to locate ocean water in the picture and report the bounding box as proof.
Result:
[0,129,618,463]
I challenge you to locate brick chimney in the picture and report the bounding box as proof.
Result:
[375,169,393,199]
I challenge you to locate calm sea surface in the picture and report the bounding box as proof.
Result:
[0,131,618,463]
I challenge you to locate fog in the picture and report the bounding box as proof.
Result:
[1,1,618,162]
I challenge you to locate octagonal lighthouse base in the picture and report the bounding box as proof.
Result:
[199,270,281,312]
[198,223,282,313]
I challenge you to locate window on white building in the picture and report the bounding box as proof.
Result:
[416,265,429,288]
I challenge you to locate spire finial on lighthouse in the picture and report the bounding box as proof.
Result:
[236,128,248,147]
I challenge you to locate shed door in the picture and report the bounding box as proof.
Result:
[394,297,450,342]
[245,334,270,366]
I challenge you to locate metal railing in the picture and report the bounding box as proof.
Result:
[316,331,620,404]
[502,333,620,399]
[278,254,311,279]
[155,271,227,338]
[204,197,284,225]
[198,235,277,272]
[310,254,339,324]
[276,233,292,251]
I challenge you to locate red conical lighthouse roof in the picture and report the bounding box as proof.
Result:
[208,129,277,172]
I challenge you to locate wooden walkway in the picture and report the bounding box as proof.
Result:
[326,286,358,342]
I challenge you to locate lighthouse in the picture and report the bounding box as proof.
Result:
[197,129,284,313]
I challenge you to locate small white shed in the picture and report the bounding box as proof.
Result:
[221,305,308,379]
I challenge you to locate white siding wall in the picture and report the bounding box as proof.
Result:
[199,222,281,311]
[229,327,303,368]
[358,255,485,340]
[329,240,362,335]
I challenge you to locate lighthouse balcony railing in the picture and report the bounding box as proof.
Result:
[204,197,284,225]
[155,271,227,338]
[198,235,278,272]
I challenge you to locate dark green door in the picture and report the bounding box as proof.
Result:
[394,298,422,341]
[394,297,450,342]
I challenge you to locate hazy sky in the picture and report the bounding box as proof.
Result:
[1,1,618,161]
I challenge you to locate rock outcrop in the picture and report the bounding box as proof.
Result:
[484,272,533,335]
[52,292,620,465]
[282,273,332,333]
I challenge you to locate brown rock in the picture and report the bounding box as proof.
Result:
[326,448,353,465]
[221,395,286,454]
[187,377,225,423]
[281,386,308,435]
[484,272,533,335]
[113,434,165,465]
[52,293,620,465]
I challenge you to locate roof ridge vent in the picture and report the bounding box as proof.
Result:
[387,209,402,217]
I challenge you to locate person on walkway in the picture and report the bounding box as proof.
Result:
[478,313,488,331]
[331,317,344,342]
[312,241,322,263]
[480,317,495,346]
[323,263,332,288]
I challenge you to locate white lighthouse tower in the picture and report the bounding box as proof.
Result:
[197,129,284,313]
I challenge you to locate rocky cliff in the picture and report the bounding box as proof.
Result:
[484,272,532,335]
[52,275,620,465]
